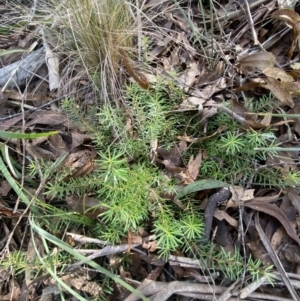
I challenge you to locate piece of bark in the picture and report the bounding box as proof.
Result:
[0,47,45,88]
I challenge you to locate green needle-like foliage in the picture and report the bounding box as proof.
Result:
[38,83,277,287]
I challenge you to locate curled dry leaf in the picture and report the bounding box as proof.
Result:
[25,111,70,129]
[236,50,297,108]
[26,133,71,160]
[214,208,238,228]
[62,147,96,180]
[197,61,225,86]
[181,150,202,184]
[247,190,281,203]
[156,141,187,174]
[259,109,273,127]
[271,227,292,253]
[176,96,204,112]
[272,9,300,60]
[226,186,254,208]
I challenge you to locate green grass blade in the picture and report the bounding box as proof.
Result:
[30,229,89,301]
[0,153,40,214]
[255,113,300,117]
[175,179,230,200]
[0,154,29,205]
[0,130,58,139]
[30,217,149,301]
[255,147,300,151]
[0,49,27,56]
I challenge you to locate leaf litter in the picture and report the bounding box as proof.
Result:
[2,0,300,300]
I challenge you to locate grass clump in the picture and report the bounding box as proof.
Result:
[21,0,139,102]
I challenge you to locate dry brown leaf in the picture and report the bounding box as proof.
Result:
[165,11,191,33]
[280,81,300,97]
[156,141,187,173]
[237,51,275,72]
[0,203,22,217]
[260,110,273,127]
[25,111,70,128]
[244,201,300,246]
[197,61,225,86]
[230,99,257,121]
[226,186,254,208]
[271,8,300,32]
[63,148,96,180]
[0,114,24,131]
[243,119,268,129]
[177,61,200,91]
[289,68,300,80]
[60,273,102,297]
[287,187,300,214]
[199,106,218,126]
[2,90,52,103]
[181,150,202,184]
[284,245,300,263]
[271,226,292,251]
[263,77,294,107]
[0,180,11,196]
[214,208,238,228]
[160,159,186,173]
[234,81,263,92]
[247,190,281,203]
[25,133,70,160]
[190,77,226,100]
[66,195,107,218]
[263,67,294,82]
[26,137,58,160]
[142,237,158,252]
[247,241,273,265]
[176,96,204,111]
[61,132,92,152]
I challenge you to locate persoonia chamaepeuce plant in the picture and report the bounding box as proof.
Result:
[37,82,275,284]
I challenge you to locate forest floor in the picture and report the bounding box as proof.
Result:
[1,0,300,300]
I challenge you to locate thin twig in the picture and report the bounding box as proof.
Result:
[0,86,89,121]
[241,0,260,46]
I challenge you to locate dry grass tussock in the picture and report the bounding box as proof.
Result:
[36,0,143,102]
